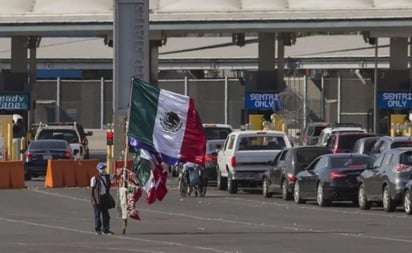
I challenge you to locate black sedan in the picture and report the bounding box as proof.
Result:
[293,153,373,206]
[262,146,332,200]
[24,139,76,180]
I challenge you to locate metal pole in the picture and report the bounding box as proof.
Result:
[373,39,379,133]
[303,75,307,130]
[100,77,104,129]
[184,76,188,96]
[56,77,60,122]
[337,75,341,123]
[224,76,228,124]
[321,75,325,121]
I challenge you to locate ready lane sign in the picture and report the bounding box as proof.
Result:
[245,93,283,111]
[378,92,412,109]
[0,94,30,110]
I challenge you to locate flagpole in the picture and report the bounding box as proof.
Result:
[120,77,136,234]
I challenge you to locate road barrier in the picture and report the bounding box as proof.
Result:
[0,161,25,189]
[45,159,100,188]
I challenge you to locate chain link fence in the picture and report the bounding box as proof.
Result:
[31,76,373,139]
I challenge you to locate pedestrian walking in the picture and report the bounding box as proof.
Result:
[91,162,120,235]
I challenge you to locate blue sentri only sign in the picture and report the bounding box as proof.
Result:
[378,92,412,109]
[245,93,283,111]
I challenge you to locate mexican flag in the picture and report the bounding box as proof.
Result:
[132,149,168,205]
[128,78,206,166]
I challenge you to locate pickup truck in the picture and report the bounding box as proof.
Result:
[217,130,292,194]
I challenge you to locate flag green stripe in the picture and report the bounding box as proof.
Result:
[128,79,160,146]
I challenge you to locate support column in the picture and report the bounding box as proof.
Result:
[277,35,285,87]
[258,33,275,71]
[390,37,408,70]
[113,0,149,161]
[410,38,412,90]
[10,36,28,91]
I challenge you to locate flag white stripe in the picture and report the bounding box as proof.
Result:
[153,89,189,159]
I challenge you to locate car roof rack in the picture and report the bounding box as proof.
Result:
[330,122,363,128]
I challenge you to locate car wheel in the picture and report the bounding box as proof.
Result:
[358,184,371,210]
[383,185,396,212]
[294,181,305,204]
[227,174,238,194]
[316,183,330,207]
[172,166,178,177]
[282,179,292,200]
[178,176,187,197]
[217,171,227,191]
[262,177,272,198]
[201,178,208,197]
[24,172,32,181]
[404,190,412,215]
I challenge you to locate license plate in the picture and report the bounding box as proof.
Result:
[43,155,52,160]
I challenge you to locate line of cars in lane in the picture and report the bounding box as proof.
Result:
[218,121,412,215]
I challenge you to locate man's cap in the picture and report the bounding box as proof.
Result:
[96,162,106,171]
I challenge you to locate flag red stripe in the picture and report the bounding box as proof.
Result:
[180,98,206,165]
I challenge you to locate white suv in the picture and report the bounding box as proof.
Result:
[34,123,85,160]
[317,124,367,146]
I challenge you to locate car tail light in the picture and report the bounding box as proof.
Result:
[24,151,32,158]
[329,171,348,179]
[303,136,308,143]
[393,163,411,173]
[205,154,216,162]
[287,173,296,182]
[63,151,72,158]
[230,156,236,167]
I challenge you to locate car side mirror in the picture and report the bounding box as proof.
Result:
[87,131,93,136]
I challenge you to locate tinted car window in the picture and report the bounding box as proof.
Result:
[30,141,67,149]
[313,126,326,136]
[239,136,286,150]
[37,129,79,143]
[391,142,412,149]
[296,149,329,163]
[338,135,373,149]
[400,151,412,165]
[204,128,232,140]
[331,156,371,168]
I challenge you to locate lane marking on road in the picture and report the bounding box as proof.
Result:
[26,188,412,244]
[0,217,234,253]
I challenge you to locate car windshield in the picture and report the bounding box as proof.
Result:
[400,152,412,166]
[30,141,67,149]
[391,142,412,149]
[331,156,371,169]
[313,126,327,136]
[296,149,330,163]
[37,129,79,143]
[206,141,224,153]
[204,127,232,140]
[239,136,286,150]
[338,135,374,149]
